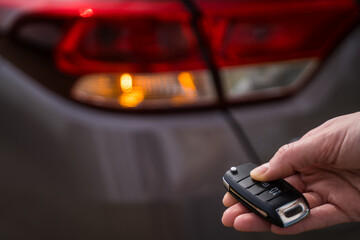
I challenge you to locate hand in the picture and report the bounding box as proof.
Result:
[222,112,360,234]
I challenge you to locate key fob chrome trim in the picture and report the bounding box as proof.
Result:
[277,198,309,227]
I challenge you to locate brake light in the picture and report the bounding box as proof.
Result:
[195,0,359,101]
[200,0,358,66]
[56,3,205,74]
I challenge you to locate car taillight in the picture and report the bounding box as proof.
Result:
[5,0,359,110]
[8,1,217,110]
[197,0,359,101]
[56,7,204,74]
[53,3,218,110]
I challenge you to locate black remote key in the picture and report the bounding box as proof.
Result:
[223,162,309,227]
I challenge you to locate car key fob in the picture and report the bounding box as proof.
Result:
[223,162,309,227]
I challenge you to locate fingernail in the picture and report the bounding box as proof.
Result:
[250,163,269,177]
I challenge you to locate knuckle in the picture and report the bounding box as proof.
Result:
[277,143,295,157]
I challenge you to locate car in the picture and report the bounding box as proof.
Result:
[1,0,360,239]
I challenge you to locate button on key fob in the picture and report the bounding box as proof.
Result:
[223,162,309,227]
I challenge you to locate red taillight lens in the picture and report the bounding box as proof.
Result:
[195,0,359,102]
[198,0,359,67]
[56,3,205,74]
[77,20,195,63]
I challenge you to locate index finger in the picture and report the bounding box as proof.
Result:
[223,192,238,207]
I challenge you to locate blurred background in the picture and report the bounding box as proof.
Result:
[1,0,360,239]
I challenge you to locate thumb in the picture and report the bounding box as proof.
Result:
[250,138,320,181]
